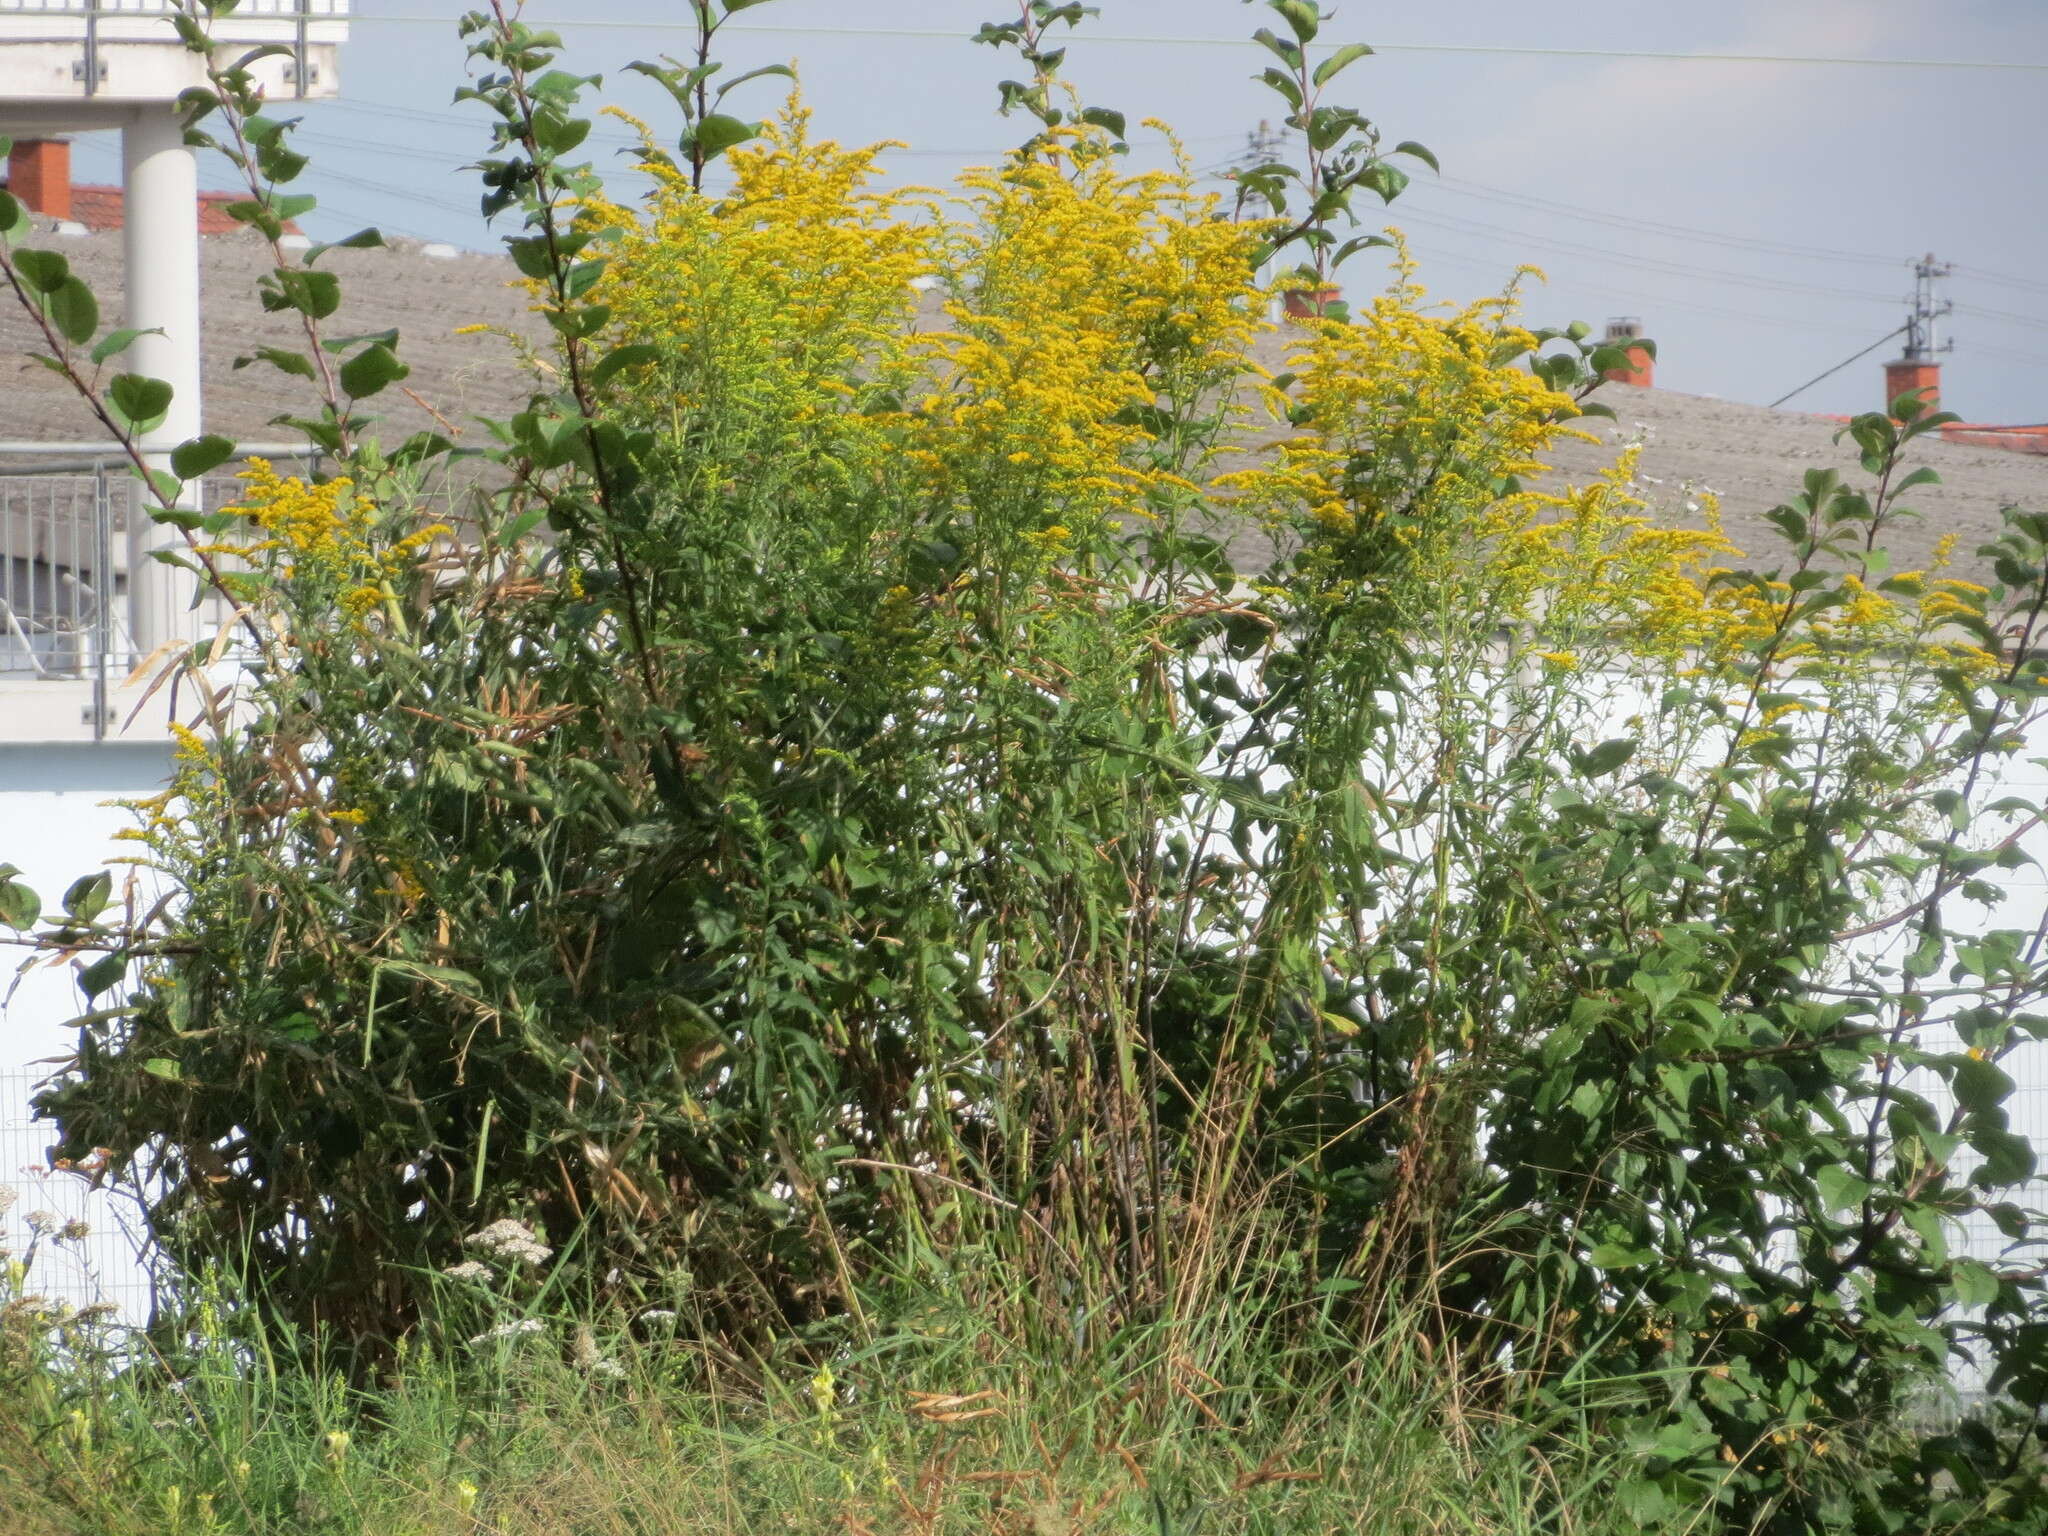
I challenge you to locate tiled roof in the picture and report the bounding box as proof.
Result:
[62,186,302,238]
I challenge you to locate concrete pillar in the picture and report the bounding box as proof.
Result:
[121,106,202,663]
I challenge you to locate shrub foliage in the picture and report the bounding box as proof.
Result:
[4,2,2048,1529]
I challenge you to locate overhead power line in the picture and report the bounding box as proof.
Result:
[1383,204,1900,307]
[1768,327,1910,408]
[350,16,2048,72]
[1429,174,1901,269]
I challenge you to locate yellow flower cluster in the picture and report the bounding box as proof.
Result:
[921,125,1271,541]
[584,97,938,499]
[586,108,1271,570]
[230,460,444,622]
[1219,258,1589,619]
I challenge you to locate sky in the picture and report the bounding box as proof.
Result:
[59,0,2048,423]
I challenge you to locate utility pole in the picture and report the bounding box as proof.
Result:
[1242,118,1286,169]
[1902,253,1955,365]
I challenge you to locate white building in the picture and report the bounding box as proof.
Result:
[0,0,349,1311]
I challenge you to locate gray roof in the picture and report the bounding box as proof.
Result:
[0,219,529,449]
[5,221,2041,580]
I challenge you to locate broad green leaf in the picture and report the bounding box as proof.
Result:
[592,343,661,389]
[339,343,410,400]
[91,326,159,365]
[14,247,69,293]
[108,373,175,433]
[171,435,240,481]
[63,872,112,922]
[1392,139,1440,172]
[1313,43,1373,86]
[1272,0,1321,45]
[79,951,127,1000]
[687,113,760,162]
[1815,1164,1872,1214]
[306,227,385,265]
[1575,738,1637,778]
[1951,1259,2000,1309]
[47,277,98,345]
[0,878,39,930]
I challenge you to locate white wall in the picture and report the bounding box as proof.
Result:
[0,741,170,1316]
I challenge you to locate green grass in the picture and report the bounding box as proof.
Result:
[1,1285,1719,1536]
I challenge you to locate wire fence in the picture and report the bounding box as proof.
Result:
[0,1066,158,1321]
[0,467,272,682]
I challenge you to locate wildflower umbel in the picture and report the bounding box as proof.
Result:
[464,1218,552,1267]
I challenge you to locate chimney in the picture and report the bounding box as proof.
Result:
[6,139,73,222]
[1281,279,1342,321]
[1885,357,1941,416]
[1601,317,1654,388]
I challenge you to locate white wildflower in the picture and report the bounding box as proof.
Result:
[443,1260,494,1284]
[24,1210,57,1235]
[464,1218,552,1267]
[467,1318,546,1347]
[637,1309,678,1327]
[0,1187,17,1216]
[570,1323,625,1380]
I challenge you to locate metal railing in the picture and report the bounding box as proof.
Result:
[0,449,321,713]
[0,462,121,687]
[0,0,350,97]
[0,2,350,15]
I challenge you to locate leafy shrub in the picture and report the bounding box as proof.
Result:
[4,3,2048,1529]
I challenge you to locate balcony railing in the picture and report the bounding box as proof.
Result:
[0,3,350,15]
[0,454,305,689]
[0,1,348,99]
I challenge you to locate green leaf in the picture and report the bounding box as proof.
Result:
[0,878,40,930]
[713,63,796,100]
[1951,1259,2000,1309]
[1954,1055,2014,1114]
[142,1058,183,1082]
[171,435,239,481]
[1392,139,1440,172]
[1814,1165,1872,1214]
[1272,0,1321,45]
[1587,1240,1656,1268]
[339,343,410,400]
[307,227,385,265]
[236,346,318,381]
[1079,106,1128,140]
[91,326,159,365]
[14,248,70,293]
[1574,738,1637,778]
[108,373,175,434]
[79,951,127,1001]
[48,277,98,346]
[62,872,112,922]
[687,113,760,163]
[0,189,28,244]
[591,343,661,390]
[1313,43,1374,87]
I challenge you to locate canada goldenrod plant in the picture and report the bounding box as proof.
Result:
[5,3,2048,1532]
